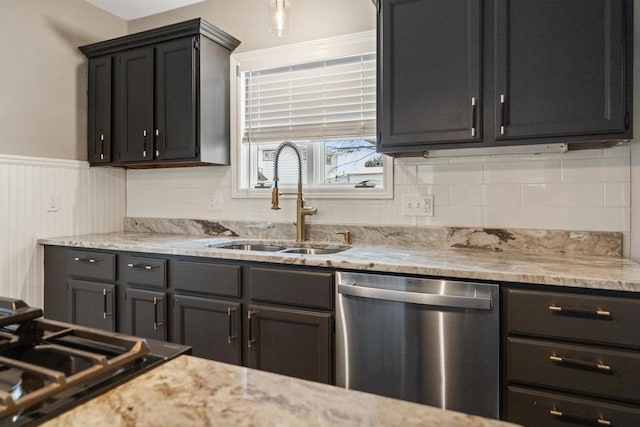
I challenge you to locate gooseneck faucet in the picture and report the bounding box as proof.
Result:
[271,141,318,241]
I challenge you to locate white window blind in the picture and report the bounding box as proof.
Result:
[242,53,376,143]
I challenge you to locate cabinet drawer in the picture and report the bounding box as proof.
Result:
[249,267,333,310]
[123,255,167,288]
[68,250,115,282]
[508,337,640,403]
[507,386,640,427]
[506,288,640,349]
[173,260,240,298]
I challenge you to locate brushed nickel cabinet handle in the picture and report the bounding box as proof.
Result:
[549,354,611,371]
[550,409,611,425]
[549,305,611,317]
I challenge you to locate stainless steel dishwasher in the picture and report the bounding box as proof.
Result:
[336,271,500,419]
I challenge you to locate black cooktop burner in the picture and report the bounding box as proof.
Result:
[0,296,190,425]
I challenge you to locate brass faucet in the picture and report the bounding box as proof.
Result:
[271,141,318,241]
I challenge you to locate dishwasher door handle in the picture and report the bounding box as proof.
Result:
[338,282,492,310]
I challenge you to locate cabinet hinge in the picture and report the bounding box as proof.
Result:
[193,37,200,50]
[625,112,631,130]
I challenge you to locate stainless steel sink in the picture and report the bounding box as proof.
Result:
[206,241,350,255]
[208,244,286,252]
[281,247,349,255]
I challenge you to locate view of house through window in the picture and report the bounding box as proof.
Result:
[232,31,392,198]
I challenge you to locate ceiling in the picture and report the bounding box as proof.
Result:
[85,0,205,21]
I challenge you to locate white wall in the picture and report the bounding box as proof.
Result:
[127,145,631,255]
[628,0,640,262]
[127,0,376,53]
[0,0,128,160]
[0,156,125,307]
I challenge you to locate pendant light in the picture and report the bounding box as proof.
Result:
[269,0,291,37]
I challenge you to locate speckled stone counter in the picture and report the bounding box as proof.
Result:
[38,231,640,292]
[42,355,518,427]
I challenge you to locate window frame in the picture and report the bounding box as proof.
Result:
[230,30,393,200]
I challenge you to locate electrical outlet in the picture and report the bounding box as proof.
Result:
[207,193,223,211]
[47,195,59,212]
[402,194,434,217]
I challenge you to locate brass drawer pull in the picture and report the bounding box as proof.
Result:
[152,296,163,330]
[548,305,611,317]
[227,307,237,344]
[247,310,257,348]
[74,257,98,264]
[550,409,611,425]
[127,263,157,271]
[102,288,112,319]
[549,354,611,372]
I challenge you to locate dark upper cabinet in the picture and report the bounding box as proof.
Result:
[115,47,154,162]
[377,0,633,155]
[155,37,197,161]
[87,56,112,164]
[495,0,629,140]
[377,0,482,152]
[80,18,240,168]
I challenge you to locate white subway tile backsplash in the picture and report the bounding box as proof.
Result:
[417,162,483,185]
[416,184,450,206]
[561,157,630,183]
[484,206,629,232]
[484,160,561,184]
[450,184,521,207]
[416,206,483,227]
[604,182,630,207]
[126,144,631,235]
[394,164,417,185]
[522,183,604,207]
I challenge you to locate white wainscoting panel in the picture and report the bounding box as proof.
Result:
[0,155,126,308]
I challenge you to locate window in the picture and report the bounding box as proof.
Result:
[231,31,392,199]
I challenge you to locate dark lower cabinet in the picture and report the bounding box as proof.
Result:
[504,286,640,425]
[126,288,167,341]
[172,294,241,364]
[507,386,640,427]
[68,279,115,332]
[246,304,332,384]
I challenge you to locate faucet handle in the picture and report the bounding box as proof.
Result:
[335,231,352,245]
[271,187,281,210]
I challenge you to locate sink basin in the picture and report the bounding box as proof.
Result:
[281,247,349,255]
[206,241,350,255]
[208,244,286,252]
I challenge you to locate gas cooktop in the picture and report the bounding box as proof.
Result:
[0,297,188,425]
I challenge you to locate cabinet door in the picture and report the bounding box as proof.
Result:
[495,0,628,139]
[68,280,115,332]
[155,37,198,161]
[246,304,332,383]
[115,47,154,162]
[87,56,112,164]
[126,288,167,341]
[172,295,241,364]
[378,0,481,152]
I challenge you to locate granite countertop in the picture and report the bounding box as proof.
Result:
[42,355,517,427]
[39,231,640,292]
